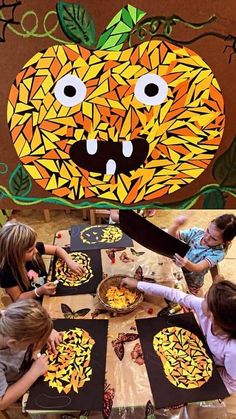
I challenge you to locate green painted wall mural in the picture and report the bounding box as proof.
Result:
[0,0,236,209]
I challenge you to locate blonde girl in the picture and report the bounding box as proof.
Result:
[0,221,85,301]
[0,299,55,410]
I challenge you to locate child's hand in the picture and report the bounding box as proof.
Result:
[121,277,138,289]
[142,209,156,218]
[39,282,57,296]
[147,209,156,217]
[47,329,63,354]
[174,215,188,227]
[67,260,85,275]
[31,354,48,377]
[173,253,188,268]
[110,209,119,222]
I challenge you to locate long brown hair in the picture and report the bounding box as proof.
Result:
[213,214,236,250]
[0,299,53,351]
[0,222,46,290]
[207,280,236,339]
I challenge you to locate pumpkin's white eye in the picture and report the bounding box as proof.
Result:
[54,74,87,107]
[134,74,168,106]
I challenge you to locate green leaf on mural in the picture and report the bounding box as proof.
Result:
[9,164,32,197]
[202,189,225,208]
[96,4,146,51]
[56,1,96,47]
[212,136,236,187]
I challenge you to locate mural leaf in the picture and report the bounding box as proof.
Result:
[212,137,236,186]
[9,164,32,197]
[96,5,146,51]
[202,189,225,209]
[56,1,96,47]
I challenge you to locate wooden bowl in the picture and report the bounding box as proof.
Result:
[97,275,143,314]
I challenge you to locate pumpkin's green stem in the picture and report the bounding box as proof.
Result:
[96,4,146,51]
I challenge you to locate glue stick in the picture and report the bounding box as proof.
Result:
[169,304,182,314]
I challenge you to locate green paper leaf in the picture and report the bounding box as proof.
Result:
[122,8,134,28]
[9,164,32,197]
[112,21,132,35]
[106,10,122,29]
[128,4,144,24]
[97,4,146,50]
[202,189,225,208]
[100,34,122,51]
[56,1,96,47]
[212,137,236,186]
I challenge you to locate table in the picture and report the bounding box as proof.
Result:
[41,227,187,418]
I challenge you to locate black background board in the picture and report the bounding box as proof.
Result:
[26,319,108,412]
[136,313,229,408]
[70,224,133,251]
[119,210,190,258]
[51,248,102,295]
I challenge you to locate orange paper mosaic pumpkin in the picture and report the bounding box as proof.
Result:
[153,326,213,389]
[55,251,93,286]
[7,40,225,204]
[80,225,122,244]
[44,327,95,394]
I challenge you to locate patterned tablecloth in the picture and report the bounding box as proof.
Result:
[41,227,187,418]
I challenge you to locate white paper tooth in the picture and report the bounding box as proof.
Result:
[86,140,97,155]
[122,141,133,157]
[106,159,116,175]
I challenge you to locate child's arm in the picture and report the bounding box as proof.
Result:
[110,209,119,223]
[224,352,236,381]
[44,245,85,275]
[0,354,48,410]
[217,348,236,394]
[5,282,57,301]
[173,254,210,273]
[121,278,201,310]
[168,215,188,238]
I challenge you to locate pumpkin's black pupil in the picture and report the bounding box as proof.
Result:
[64,85,76,97]
[144,83,159,97]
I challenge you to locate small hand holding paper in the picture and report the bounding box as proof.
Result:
[121,277,139,289]
[174,215,188,227]
[173,253,188,268]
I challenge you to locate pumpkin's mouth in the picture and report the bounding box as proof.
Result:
[69,139,149,175]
